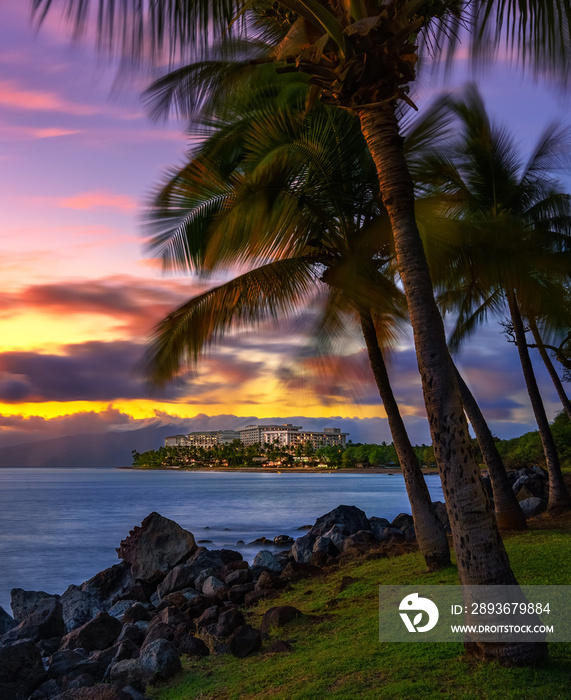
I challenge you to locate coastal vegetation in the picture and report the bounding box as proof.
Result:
[132,411,571,473]
[149,511,571,700]
[33,0,571,670]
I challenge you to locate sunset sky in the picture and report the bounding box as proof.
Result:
[0,3,570,461]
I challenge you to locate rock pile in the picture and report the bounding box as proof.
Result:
[0,467,549,699]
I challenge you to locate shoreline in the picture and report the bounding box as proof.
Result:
[123,466,440,475]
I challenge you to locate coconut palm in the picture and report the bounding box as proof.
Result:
[416,85,571,512]
[145,93,451,569]
[33,0,571,663]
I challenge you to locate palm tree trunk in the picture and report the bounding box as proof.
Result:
[528,317,571,422]
[453,366,526,530]
[507,292,570,511]
[358,104,544,665]
[359,308,450,570]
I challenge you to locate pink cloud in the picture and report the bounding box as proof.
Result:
[0,80,97,115]
[58,190,138,213]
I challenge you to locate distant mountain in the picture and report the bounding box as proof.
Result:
[0,426,178,467]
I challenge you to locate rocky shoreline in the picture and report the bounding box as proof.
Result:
[0,466,548,700]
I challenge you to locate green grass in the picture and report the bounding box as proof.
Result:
[149,518,571,700]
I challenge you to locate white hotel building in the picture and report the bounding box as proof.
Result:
[165,424,348,449]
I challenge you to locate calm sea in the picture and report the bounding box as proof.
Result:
[0,467,444,613]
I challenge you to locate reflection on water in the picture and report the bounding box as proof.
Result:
[0,467,443,612]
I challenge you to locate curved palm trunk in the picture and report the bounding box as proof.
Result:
[359,308,450,570]
[358,104,543,666]
[454,366,526,530]
[507,292,570,511]
[528,317,571,422]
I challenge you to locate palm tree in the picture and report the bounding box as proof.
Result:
[33,0,571,663]
[416,85,571,512]
[145,93,451,569]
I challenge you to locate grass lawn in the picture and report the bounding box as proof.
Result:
[149,510,571,700]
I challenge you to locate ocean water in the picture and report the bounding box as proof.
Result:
[0,467,444,613]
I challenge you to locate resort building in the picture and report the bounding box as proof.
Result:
[165,425,348,450]
[262,426,347,449]
[164,430,240,449]
[238,424,302,446]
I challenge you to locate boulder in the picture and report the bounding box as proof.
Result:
[368,517,391,541]
[61,586,105,632]
[60,612,122,653]
[3,596,65,644]
[194,568,221,592]
[201,576,227,599]
[391,513,415,541]
[107,659,146,690]
[265,640,292,654]
[10,588,58,623]
[80,562,144,608]
[224,569,253,587]
[260,606,304,635]
[228,583,255,605]
[177,634,209,657]
[112,639,140,663]
[274,535,294,547]
[61,672,95,693]
[312,536,338,558]
[47,648,89,678]
[141,623,174,649]
[342,530,375,552]
[117,512,197,583]
[228,625,262,658]
[291,534,315,564]
[253,550,283,573]
[195,606,219,630]
[519,497,548,518]
[123,604,151,625]
[322,524,349,551]
[310,505,370,539]
[108,600,140,622]
[254,571,286,592]
[214,608,245,639]
[370,526,404,543]
[0,605,17,635]
[186,548,225,572]
[156,564,197,600]
[212,549,243,564]
[0,639,47,700]
[117,624,144,647]
[139,639,181,681]
[29,678,60,700]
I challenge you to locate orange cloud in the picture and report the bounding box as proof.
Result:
[58,190,138,213]
[0,80,97,115]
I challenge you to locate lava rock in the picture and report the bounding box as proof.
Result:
[228,625,261,658]
[201,576,227,599]
[519,497,548,517]
[60,612,122,653]
[0,605,17,635]
[214,608,245,639]
[0,639,47,700]
[139,639,181,682]
[253,550,283,573]
[117,512,197,583]
[61,586,105,633]
[290,533,315,564]
[3,596,65,644]
[227,583,255,605]
[10,588,58,623]
[310,505,371,539]
[273,535,294,547]
[177,635,209,657]
[156,564,197,601]
[260,606,304,635]
[224,569,253,587]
